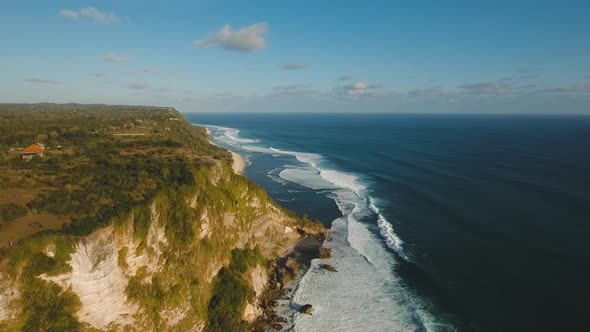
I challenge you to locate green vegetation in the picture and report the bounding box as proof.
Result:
[0,203,28,225]
[19,269,81,332]
[207,248,263,332]
[0,235,79,331]
[0,103,322,331]
[0,103,233,330]
[4,235,75,278]
[0,103,231,245]
[117,246,128,270]
[119,166,277,330]
[230,247,264,274]
[126,274,169,326]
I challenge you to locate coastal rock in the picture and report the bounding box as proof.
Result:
[243,302,262,322]
[281,257,299,284]
[319,264,338,272]
[300,304,313,315]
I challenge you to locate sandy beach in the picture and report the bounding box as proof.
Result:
[229,151,245,174]
[206,127,246,174]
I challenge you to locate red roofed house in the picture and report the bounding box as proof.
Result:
[20,144,45,160]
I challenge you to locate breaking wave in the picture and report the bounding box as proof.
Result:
[202,124,448,331]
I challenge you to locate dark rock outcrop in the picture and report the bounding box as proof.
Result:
[319,264,338,272]
[300,304,313,315]
[319,247,332,259]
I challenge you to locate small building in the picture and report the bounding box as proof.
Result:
[20,144,45,160]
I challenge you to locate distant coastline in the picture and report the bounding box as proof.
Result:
[205,127,245,174]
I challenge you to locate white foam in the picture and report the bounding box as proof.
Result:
[293,216,419,332]
[224,128,259,143]
[241,145,274,154]
[204,124,438,330]
[319,169,367,194]
[268,147,366,195]
[369,197,409,261]
[269,147,322,166]
[200,125,259,147]
[267,168,288,186]
[279,168,337,190]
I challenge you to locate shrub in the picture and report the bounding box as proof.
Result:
[20,277,81,332]
[207,248,263,331]
[0,203,28,225]
[231,247,262,273]
[207,267,253,332]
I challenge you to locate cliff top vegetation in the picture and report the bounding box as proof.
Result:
[0,103,231,247]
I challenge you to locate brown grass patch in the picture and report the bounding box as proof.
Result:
[0,188,40,205]
[0,213,68,248]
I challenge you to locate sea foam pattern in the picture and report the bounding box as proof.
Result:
[201,124,442,331]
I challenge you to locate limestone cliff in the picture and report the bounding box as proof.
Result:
[0,157,323,331]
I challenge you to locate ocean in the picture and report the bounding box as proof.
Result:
[186,113,590,332]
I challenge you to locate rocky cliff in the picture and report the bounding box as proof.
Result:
[0,105,324,331]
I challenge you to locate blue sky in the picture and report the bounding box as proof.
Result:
[1,0,589,113]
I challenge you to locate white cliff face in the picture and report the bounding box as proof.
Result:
[250,265,268,297]
[243,303,263,323]
[0,172,311,331]
[42,226,138,329]
[39,204,171,330]
[243,264,269,322]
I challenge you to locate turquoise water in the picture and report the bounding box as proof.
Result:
[187,113,590,331]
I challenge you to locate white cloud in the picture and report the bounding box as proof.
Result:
[345,81,369,96]
[127,82,150,90]
[194,23,269,52]
[59,9,79,19]
[338,81,383,97]
[24,78,60,84]
[282,63,309,70]
[102,53,128,63]
[60,7,119,24]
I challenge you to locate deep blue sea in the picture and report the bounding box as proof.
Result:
[186,113,590,332]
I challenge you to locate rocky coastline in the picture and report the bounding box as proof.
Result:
[251,230,329,331]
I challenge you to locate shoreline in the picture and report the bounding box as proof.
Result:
[205,127,246,174]
[204,125,326,330]
[253,233,328,331]
[229,151,246,175]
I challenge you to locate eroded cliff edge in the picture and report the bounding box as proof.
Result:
[0,104,325,331]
